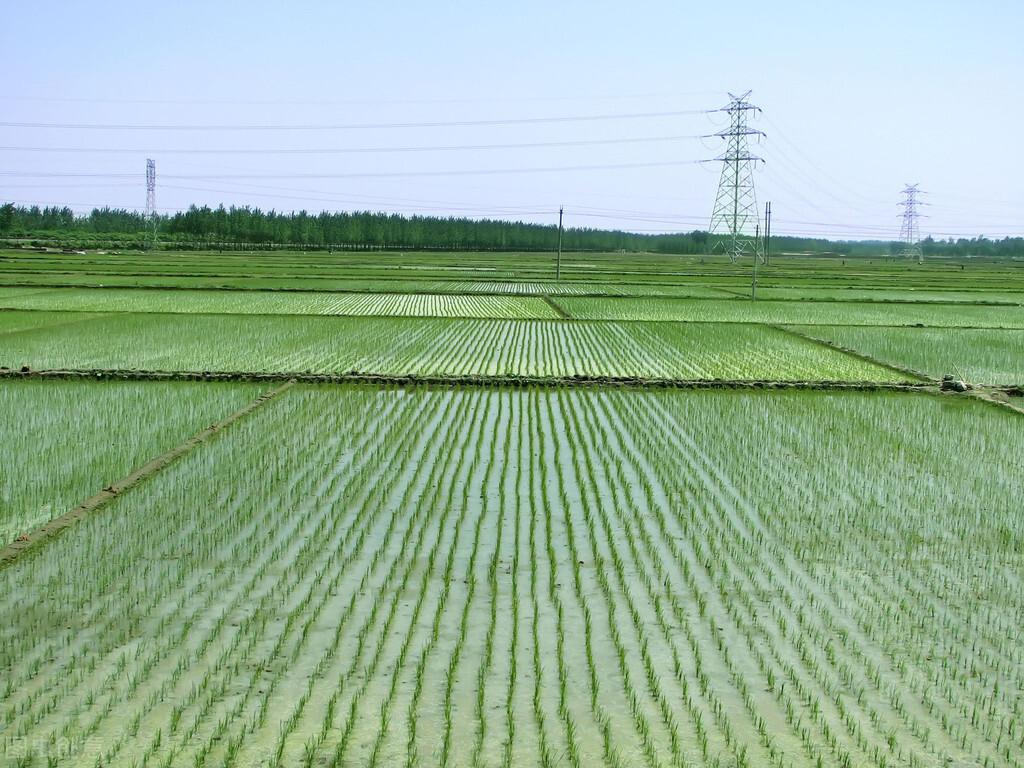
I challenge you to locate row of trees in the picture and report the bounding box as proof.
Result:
[2,202,1022,258]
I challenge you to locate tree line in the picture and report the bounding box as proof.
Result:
[2,202,1022,258]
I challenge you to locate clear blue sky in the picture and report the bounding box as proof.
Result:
[2,0,1021,240]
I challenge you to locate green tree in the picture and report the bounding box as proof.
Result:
[0,203,15,233]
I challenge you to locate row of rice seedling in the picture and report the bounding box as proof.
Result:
[740,287,1024,306]
[0,385,432,766]
[7,249,1024,293]
[221,279,599,296]
[9,287,1023,327]
[559,297,1024,328]
[0,379,260,546]
[0,311,906,382]
[0,310,105,338]
[786,325,1024,385]
[432,282,734,298]
[0,287,60,300]
[0,274,722,297]
[640,389,1024,767]
[563,388,1024,768]
[0,288,557,320]
[317,292,556,319]
[0,263,735,298]
[17,257,1015,302]
[604,391,910,765]
[1,384,1020,767]
[424,281,595,295]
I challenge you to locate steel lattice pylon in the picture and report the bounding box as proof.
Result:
[898,183,924,264]
[707,91,764,263]
[145,158,158,249]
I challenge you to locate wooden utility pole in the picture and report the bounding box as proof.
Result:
[764,200,772,264]
[556,205,564,281]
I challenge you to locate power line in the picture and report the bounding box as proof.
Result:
[0,172,139,178]
[759,140,882,217]
[0,182,138,189]
[160,183,729,227]
[0,198,178,212]
[773,218,901,233]
[929,191,1023,208]
[160,184,556,217]
[154,187,1024,233]
[758,166,833,218]
[6,193,1023,239]
[0,90,721,106]
[162,179,556,212]
[0,159,705,181]
[760,114,888,207]
[0,108,712,132]
[0,133,704,156]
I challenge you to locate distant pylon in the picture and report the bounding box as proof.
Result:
[145,159,156,218]
[145,158,157,249]
[898,183,924,263]
[706,91,765,263]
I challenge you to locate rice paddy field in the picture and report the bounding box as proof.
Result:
[785,326,1024,386]
[0,312,904,382]
[0,287,558,320]
[558,297,1024,328]
[1,248,1022,768]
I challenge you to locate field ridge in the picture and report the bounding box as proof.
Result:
[0,366,932,392]
[770,324,933,381]
[0,380,295,569]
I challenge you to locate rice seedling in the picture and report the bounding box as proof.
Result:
[559,296,1024,328]
[0,379,261,545]
[786,324,1024,385]
[1,384,1021,767]
[0,311,904,382]
[0,287,557,320]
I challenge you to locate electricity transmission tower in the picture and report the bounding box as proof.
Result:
[145,158,157,249]
[897,183,924,263]
[707,91,764,263]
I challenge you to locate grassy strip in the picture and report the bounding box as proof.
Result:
[0,379,295,569]
[0,366,931,392]
[966,389,1024,417]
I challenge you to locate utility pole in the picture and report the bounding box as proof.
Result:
[764,201,772,264]
[897,184,925,264]
[752,223,759,299]
[556,205,563,281]
[705,91,765,263]
[145,158,157,250]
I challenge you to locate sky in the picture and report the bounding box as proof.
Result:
[1,0,1022,241]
